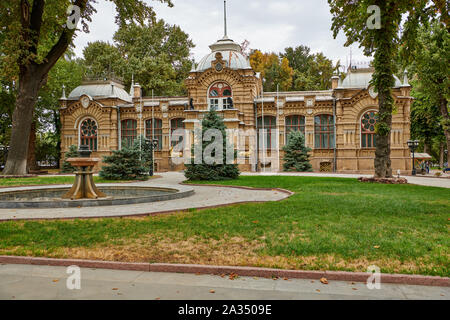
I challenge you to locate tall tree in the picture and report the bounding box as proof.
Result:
[408,22,450,161]
[0,0,173,175]
[328,0,429,178]
[249,50,293,92]
[83,41,125,79]
[281,46,338,91]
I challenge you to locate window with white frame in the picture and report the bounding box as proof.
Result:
[208,82,233,111]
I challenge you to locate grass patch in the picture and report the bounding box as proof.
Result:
[0,176,448,276]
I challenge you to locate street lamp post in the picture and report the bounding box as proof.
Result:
[148,139,159,177]
[407,140,420,176]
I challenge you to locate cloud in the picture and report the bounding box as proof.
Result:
[72,0,371,67]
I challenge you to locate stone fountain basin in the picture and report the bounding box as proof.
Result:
[0,185,194,209]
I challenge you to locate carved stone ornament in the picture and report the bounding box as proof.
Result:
[80,95,90,109]
[368,86,378,99]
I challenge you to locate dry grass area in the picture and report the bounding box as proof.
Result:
[1,234,442,275]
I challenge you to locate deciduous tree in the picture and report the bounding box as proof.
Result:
[0,0,173,175]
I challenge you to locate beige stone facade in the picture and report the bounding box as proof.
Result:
[60,37,413,174]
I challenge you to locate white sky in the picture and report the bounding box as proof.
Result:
[72,0,371,68]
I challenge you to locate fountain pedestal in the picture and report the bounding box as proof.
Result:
[62,158,107,200]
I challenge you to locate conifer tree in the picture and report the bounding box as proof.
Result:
[283,131,313,172]
[99,142,148,180]
[185,110,240,180]
[61,145,79,173]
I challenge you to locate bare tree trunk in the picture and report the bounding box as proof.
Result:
[2,68,46,175]
[439,142,445,168]
[27,121,39,173]
[440,98,450,157]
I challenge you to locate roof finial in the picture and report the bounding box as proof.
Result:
[224,0,228,38]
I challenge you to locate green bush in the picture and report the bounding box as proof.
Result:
[283,130,313,172]
[185,110,240,181]
[61,145,79,173]
[99,140,149,180]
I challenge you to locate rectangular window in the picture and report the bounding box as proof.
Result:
[210,99,219,111]
[146,119,163,151]
[314,115,334,149]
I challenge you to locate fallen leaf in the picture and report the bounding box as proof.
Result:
[320,278,329,285]
[283,277,289,281]
[272,276,279,281]
[316,289,321,292]
[155,297,161,300]
[374,245,380,249]
[220,274,226,278]
[311,280,315,283]
[112,288,119,291]
[229,273,239,280]
[352,288,358,291]
[52,279,59,283]
[209,290,215,294]
[252,221,259,224]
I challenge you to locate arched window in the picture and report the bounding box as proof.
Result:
[314,115,334,149]
[145,119,163,151]
[80,118,98,151]
[257,116,277,149]
[208,82,233,111]
[285,115,306,142]
[170,118,185,147]
[361,111,378,148]
[121,119,137,147]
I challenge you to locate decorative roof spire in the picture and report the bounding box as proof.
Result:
[61,84,67,100]
[223,0,228,39]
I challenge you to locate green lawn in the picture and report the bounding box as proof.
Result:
[0,176,136,187]
[0,176,448,276]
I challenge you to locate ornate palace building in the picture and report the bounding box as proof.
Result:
[59,15,413,174]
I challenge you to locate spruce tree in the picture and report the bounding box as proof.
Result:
[61,145,79,173]
[185,110,240,180]
[283,131,313,172]
[99,142,148,181]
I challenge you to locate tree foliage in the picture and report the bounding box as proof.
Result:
[0,0,173,175]
[283,131,313,172]
[83,19,195,96]
[328,0,432,177]
[99,142,148,181]
[185,110,240,181]
[407,21,450,156]
[61,145,79,173]
[249,50,293,92]
[281,46,338,91]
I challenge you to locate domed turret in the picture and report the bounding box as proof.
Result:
[194,1,251,72]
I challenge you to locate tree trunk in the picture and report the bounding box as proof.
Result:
[54,110,61,169]
[2,67,46,175]
[27,121,39,173]
[439,142,445,169]
[439,98,450,157]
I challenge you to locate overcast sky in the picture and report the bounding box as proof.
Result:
[73,0,371,68]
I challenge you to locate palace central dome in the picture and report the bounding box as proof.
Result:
[195,36,252,72]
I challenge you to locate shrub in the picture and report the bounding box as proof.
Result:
[185,110,240,181]
[61,145,79,173]
[99,141,148,180]
[283,130,313,172]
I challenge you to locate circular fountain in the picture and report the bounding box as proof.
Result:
[0,146,194,209]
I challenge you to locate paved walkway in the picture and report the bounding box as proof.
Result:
[0,172,289,221]
[0,264,447,300]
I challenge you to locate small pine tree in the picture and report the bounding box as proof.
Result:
[99,141,148,180]
[185,110,240,181]
[61,145,79,173]
[283,130,313,172]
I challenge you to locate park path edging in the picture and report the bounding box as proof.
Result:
[0,255,448,287]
